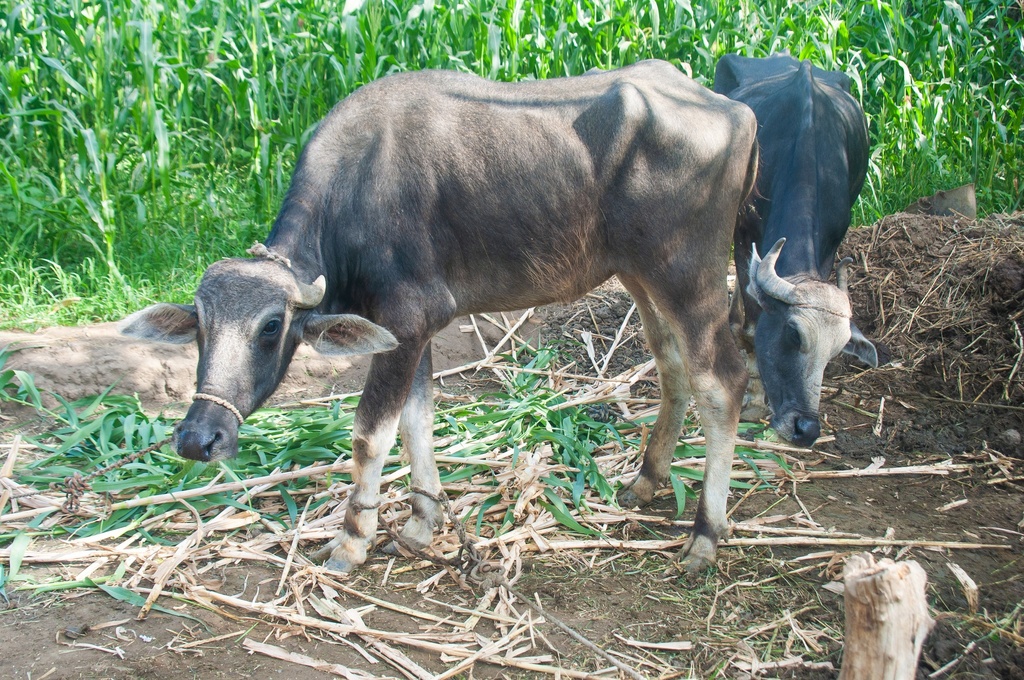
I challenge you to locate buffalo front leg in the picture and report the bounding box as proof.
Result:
[674,315,746,573]
[730,288,770,423]
[616,278,691,508]
[738,347,770,423]
[384,344,444,555]
[313,340,427,573]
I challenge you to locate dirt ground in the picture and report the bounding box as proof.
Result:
[1,212,1022,679]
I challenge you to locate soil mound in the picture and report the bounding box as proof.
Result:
[0,317,519,416]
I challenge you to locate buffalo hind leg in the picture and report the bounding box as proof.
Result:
[383,344,444,555]
[312,338,428,572]
[631,266,747,573]
[616,277,691,508]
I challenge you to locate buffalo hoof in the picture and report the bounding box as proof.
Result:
[381,530,432,557]
[740,388,770,423]
[676,551,716,576]
[616,485,649,510]
[740,402,770,423]
[324,556,356,573]
[674,534,718,575]
[308,543,335,563]
[381,539,425,557]
[617,475,658,509]
[323,543,366,572]
[311,536,368,573]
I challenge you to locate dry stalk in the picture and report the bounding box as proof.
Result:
[435,308,535,380]
[242,639,381,680]
[1005,319,1023,400]
[599,302,637,377]
[138,498,208,619]
[276,496,313,595]
[0,434,20,479]
[323,577,456,626]
[192,586,610,679]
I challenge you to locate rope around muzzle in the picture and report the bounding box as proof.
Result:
[192,392,245,426]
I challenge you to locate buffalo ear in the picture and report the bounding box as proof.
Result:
[301,314,398,356]
[118,303,198,344]
[843,321,878,368]
[745,242,770,310]
[745,276,766,310]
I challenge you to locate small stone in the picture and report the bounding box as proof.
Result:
[999,428,1021,448]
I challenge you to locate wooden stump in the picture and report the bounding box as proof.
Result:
[839,553,935,680]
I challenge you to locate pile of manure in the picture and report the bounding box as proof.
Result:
[841,211,1024,405]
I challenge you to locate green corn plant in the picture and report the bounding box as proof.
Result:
[0,0,1021,328]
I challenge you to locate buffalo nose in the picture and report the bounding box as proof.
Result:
[174,424,222,462]
[790,415,821,447]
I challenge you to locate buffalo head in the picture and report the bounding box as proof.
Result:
[747,238,877,446]
[119,256,397,462]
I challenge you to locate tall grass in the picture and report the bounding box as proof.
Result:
[1,0,1021,328]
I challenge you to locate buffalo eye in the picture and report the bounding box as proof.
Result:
[784,322,803,351]
[260,319,282,338]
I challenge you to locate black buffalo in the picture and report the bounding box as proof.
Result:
[714,54,878,446]
[121,61,758,573]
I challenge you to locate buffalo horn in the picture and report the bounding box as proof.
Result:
[295,275,326,308]
[836,257,854,293]
[753,238,799,304]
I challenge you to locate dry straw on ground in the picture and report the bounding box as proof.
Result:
[1,400,1013,677]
